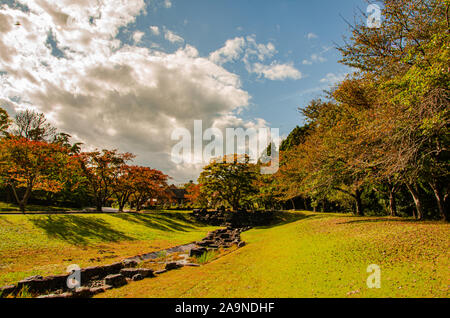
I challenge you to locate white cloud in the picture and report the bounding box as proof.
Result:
[209,35,300,81]
[307,32,318,40]
[209,37,245,65]
[163,0,172,8]
[149,25,160,35]
[133,31,144,43]
[320,72,347,85]
[251,62,302,81]
[302,53,327,65]
[0,1,272,183]
[164,28,184,43]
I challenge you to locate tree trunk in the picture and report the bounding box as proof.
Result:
[290,198,296,210]
[429,182,447,221]
[95,199,103,212]
[355,189,364,216]
[407,184,423,220]
[389,190,397,217]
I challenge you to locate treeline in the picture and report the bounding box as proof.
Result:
[0,109,171,212]
[187,0,449,221]
[274,0,449,220]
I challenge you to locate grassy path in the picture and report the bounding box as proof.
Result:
[0,212,216,286]
[99,212,449,298]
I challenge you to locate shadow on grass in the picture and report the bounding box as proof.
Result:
[254,211,318,229]
[29,215,134,246]
[109,213,204,233]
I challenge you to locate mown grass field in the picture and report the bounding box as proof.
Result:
[0,212,216,286]
[98,212,449,298]
[0,202,73,212]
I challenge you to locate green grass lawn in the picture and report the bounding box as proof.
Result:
[98,212,449,298]
[0,212,216,286]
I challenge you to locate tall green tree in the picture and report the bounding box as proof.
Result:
[198,154,258,211]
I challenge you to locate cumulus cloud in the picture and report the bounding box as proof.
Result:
[320,72,347,85]
[209,35,299,81]
[306,32,318,40]
[164,28,184,43]
[209,37,246,65]
[0,0,270,183]
[149,25,160,35]
[251,62,302,81]
[133,31,145,43]
[302,53,327,65]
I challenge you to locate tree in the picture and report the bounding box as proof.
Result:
[0,138,72,212]
[11,109,57,141]
[198,154,258,211]
[338,0,450,220]
[130,167,169,211]
[79,149,134,212]
[0,107,10,136]
[111,164,136,212]
[185,182,205,207]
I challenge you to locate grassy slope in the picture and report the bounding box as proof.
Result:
[0,202,73,212]
[0,212,216,286]
[100,212,449,298]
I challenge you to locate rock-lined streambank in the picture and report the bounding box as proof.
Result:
[0,225,251,298]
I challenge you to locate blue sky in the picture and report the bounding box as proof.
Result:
[0,0,373,182]
[121,0,367,136]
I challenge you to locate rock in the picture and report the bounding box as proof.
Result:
[154,269,167,275]
[122,259,138,268]
[165,262,182,271]
[184,263,201,267]
[120,268,154,278]
[0,285,17,297]
[104,274,127,288]
[238,241,246,248]
[89,286,109,295]
[73,286,93,298]
[81,262,124,281]
[189,247,207,257]
[132,274,144,281]
[197,240,215,247]
[37,292,72,299]
[17,274,68,293]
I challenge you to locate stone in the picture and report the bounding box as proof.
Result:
[73,286,93,298]
[154,269,167,275]
[197,240,215,247]
[184,263,201,267]
[122,259,138,268]
[81,262,124,281]
[120,268,154,278]
[189,247,207,257]
[132,274,144,281]
[37,293,72,299]
[165,262,182,270]
[0,285,16,297]
[17,274,68,293]
[89,286,108,295]
[104,274,127,288]
[238,241,246,248]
